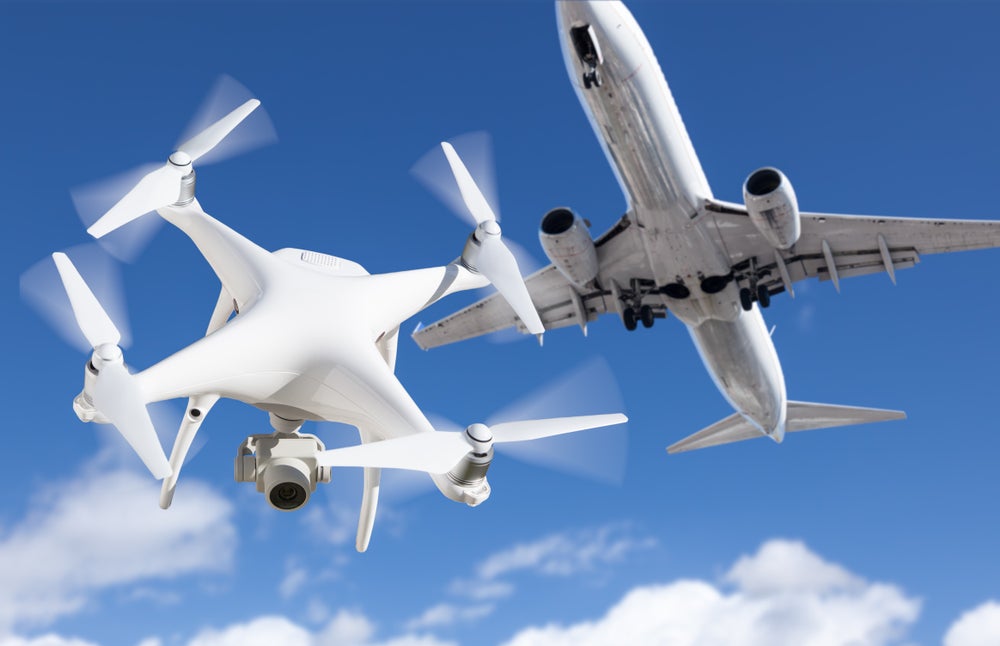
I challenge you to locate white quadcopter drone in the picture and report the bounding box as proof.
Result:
[49,99,626,551]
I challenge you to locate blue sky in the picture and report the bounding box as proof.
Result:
[4,1,1000,645]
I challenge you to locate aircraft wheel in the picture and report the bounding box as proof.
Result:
[623,307,638,331]
[583,71,593,89]
[739,287,753,312]
[640,305,655,328]
[592,69,602,88]
[757,284,771,308]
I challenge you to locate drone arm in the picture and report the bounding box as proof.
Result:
[206,286,235,335]
[157,199,271,313]
[159,393,220,509]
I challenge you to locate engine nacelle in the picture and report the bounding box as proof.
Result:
[743,167,801,249]
[539,207,599,287]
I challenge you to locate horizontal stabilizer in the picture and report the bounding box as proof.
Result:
[667,401,906,454]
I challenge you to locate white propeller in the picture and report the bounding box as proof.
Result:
[86,99,262,240]
[51,252,171,479]
[440,142,545,337]
[316,414,627,474]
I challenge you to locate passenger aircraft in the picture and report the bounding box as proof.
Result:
[414,0,1000,453]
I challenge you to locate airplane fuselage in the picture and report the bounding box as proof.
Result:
[556,1,787,438]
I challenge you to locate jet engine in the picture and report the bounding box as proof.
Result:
[539,207,599,287]
[743,167,800,249]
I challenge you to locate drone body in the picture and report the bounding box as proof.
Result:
[50,105,624,552]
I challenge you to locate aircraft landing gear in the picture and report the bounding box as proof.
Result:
[756,284,771,309]
[640,305,655,328]
[739,283,771,311]
[623,307,638,331]
[738,257,773,311]
[583,68,602,89]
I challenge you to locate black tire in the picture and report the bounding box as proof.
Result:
[623,307,638,331]
[583,72,593,89]
[592,68,602,88]
[757,284,771,308]
[640,305,655,328]
[739,287,753,312]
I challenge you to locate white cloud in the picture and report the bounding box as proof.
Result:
[409,523,655,630]
[185,611,455,646]
[0,635,100,646]
[725,539,861,595]
[447,580,514,602]
[404,603,495,631]
[304,499,356,547]
[944,600,1000,646]
[314,609,376,645]
[188,616,312,646]
[475,523,656,582]
[280,560,310,599]
[0,468,235,632]
[501,539,920,646]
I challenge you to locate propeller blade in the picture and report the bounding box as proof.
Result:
[87,97,263,241]
[477,236,545,335]
[487,356,628,483]
[87,164,180,239]
[92,361,172,479]
[51,252,121,348]
[317,432,471,474]
[412,132,499,229]
[491,414,628,444]
[177,98,261,163]
[441,141,497,225]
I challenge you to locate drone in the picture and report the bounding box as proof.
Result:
[46,98,626,552]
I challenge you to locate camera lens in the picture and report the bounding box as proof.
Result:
[269,482,307,510]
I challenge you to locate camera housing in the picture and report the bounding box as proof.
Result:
[235,432,331,511]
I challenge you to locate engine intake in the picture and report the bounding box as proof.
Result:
[539,207,599,287]
[743,167,800,249]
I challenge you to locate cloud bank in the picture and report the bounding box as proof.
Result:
[0,468,235,633]
[501,539,920,646]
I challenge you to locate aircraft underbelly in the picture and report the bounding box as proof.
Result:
[688,308,787,435]
[557,2,735,324]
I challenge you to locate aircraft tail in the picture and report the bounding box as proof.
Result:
[667,401,905,454]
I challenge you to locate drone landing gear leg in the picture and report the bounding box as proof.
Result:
[355,426,382,553]
[357,467,381,553]
[160,393,220,509]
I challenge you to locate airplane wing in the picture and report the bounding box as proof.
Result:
[413,215,650,349]
[705,199,1000,294]
[414,201,1000,349]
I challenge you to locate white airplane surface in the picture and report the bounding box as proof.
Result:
[414,0,1000,452]
[40,102,626,552]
